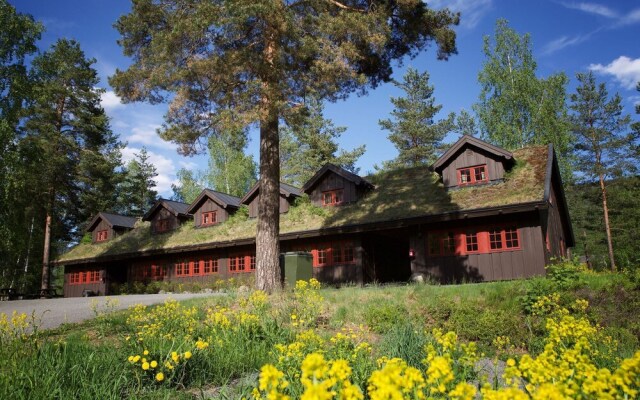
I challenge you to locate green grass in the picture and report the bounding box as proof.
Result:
[2,270,638,399]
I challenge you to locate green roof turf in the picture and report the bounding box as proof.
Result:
[57,146,547,264]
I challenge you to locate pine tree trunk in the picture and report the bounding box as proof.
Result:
[255,30,281,293]
[599,173,616,271]
[256,106,281,292]
[40,212,52,291]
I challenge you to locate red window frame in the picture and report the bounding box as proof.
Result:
[291,241,356,268]
[457,165,488,186]
[201,211,217,226]
[322,189,344,206]
[96,230,108,242]
[69,269,100,285]
[229,253,255,273]
[427,227,521,256]
[204,259,219,274]
[156,218,171,232]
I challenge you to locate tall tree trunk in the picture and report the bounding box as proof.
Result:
[255,30,281,293]
[256,105,281,292]
[40,212,52,291]
[599,173,616,271]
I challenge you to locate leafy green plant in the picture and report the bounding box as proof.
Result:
[546,257,587,289]
[364,302,407,334]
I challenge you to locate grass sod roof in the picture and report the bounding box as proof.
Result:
[56,146,548,264]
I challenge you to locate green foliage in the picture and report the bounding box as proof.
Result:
[204,131,257,197]
[379,67,454,169]
[171,168,204,203]
[569,72,635,270]
[454,109,478,137]
[280,97,364,187]
[378,323,428,368]
[474,19,572,178]
[545,258,586,289]
[364,302,407,334]
[117,147,158,217]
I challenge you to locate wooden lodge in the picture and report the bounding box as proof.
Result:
[54,136,574,297]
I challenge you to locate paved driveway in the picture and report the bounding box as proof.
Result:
[0,293,219,330]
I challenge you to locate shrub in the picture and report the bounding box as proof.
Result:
[545,257,587,289]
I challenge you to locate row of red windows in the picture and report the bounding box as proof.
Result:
[175,258,220,277]
[69,270,100,285]
[96,230,108,242]
[457,165,488,186]
[292,241,355,267]
[428,227,520,256]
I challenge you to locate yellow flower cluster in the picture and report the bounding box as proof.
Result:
[0,311,32,343]
[496,298,640,398]
[290,279,324,329]
[127,340,204,385]
[126,300,198,344]
[205,305,260,332]
[253,353,363,400]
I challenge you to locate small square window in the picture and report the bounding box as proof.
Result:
[465,232,478,252]
[458,165,488,186]
[202,211,217,226]
[489,229,503,250]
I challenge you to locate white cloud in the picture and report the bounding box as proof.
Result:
[589,56,640,89]
[541,33,592,55]
[100,90,123,111]
[178,160,199,170]
[122,146,178,196]
[428,0,493,29]
[561,2,618,18]
[125,124,177,151]
[619,8,640,26]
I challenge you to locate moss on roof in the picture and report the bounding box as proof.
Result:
[57,146,547,264]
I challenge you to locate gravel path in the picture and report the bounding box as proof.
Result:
[0,293,221,330]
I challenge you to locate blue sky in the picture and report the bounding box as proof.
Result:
[12,0,640,196]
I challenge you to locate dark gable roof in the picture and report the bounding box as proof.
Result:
[432,135,514,173]
[240,182,303,204]
[186,189,241,214]
[143,199,191,221]
[302,163,373,193]
[86,212,137,232]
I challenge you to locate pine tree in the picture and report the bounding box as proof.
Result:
[379,67,454,168]
[0,0,42,286]
[118,147,158,217]
[569,71,634,271]
[22,39,117,291]
[474,19,571,174]
[204,131,257,197]
[280,97,364,186]
[110,0,459,292]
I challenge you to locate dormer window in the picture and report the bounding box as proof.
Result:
[322,189,343,206]
[96,230,108,242]
[457,165,488,186]
[202,211,217,226]
[156,218,170,232]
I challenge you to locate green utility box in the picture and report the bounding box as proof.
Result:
[280,251,313,288]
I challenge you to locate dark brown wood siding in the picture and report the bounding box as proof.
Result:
[410,214,546,282]
[248,194,291,218]
[151,207,179,234]
[544,184,567,261]
[308,172,358,206]
[440,147,507,188]
[63,266,106,297]
[91,219,114,243]
[193,198,230,227]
